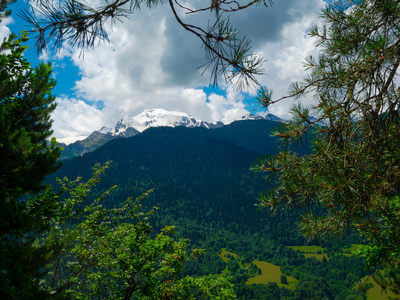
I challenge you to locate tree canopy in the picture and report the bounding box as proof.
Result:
[0,31,61,297]
[40,163,237,299]
[7,0,400,296]
[254,0,400,292]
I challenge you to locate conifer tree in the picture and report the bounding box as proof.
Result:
[254,0,400,292]
[0,30,61,297]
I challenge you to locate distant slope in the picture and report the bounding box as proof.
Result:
[59,131,119,159]
[212,119,281,155]
[51,125,292,236]
[59,118,283,159]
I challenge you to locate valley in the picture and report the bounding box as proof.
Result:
[50,119,385,299]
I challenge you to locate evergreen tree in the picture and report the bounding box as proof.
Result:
[254,0,400,293]
[0,31,61,297]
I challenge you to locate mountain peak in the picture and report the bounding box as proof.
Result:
[130,108,195,132]
[105,108,223,136]
[99,109,285,138]
[239,113,266,121]
[60,109,285,159]
[237,113,284,123]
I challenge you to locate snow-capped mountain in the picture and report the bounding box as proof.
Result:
[59,108,284,159]
[239,113,284,123]
[101,108,224,137]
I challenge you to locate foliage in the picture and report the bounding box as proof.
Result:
[253,0,400,292]
[41,163,236,299]
[280,274,288,285]
[0,0,14,19]
[51,124,373,298]
[0,31,61,226]
[20,0,271,87]
[0,31,61,298]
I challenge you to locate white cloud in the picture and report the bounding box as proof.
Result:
[256,0,325,120]
[4,0,328,139]
[0,17,11,41]
[51,97,104,140]
[205,87,249,123]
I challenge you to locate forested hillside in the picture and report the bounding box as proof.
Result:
[53,121,278,234]
[49,120,375,299]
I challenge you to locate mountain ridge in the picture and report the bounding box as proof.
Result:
[59,108,284,159]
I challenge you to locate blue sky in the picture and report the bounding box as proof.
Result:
[3,0,326,143]
[8,1,79,95]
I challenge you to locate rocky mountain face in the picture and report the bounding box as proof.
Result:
[59,108,284,159]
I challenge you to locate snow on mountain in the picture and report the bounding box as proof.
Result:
[60,108,285,159]
[106,108,224,136]
[94,109,285,139]
[264,113,286,123]
[98,126,112,134]
[238,113,285,123]
[238,113,266,121]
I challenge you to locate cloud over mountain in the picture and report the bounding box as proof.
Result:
[5,0,326,140]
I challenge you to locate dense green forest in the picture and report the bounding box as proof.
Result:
[48,120,377,299]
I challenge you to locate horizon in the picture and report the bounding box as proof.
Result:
[57,107,281,145]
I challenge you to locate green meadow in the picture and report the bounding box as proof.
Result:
[287,245,327,261]
[287,244,365,260]
[219,249,298,290]
[363,273,397,300]
[367,283,392,300]
[218,247,397,298]
[219,248,240,263]
[246,260,298,290]
[287,245,396,299]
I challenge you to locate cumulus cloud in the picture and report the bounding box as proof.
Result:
[0,17,11,41]
[4,0,328,139]
[51,97,104,139]
[255,0,325,120]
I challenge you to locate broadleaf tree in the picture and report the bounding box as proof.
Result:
[253,0,400,293]
[40,163,236,299]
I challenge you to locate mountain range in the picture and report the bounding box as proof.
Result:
[59,108,284,159]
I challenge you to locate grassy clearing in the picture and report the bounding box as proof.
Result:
[246,260,298,290]
[343,243,364,254]
[219,248,239,263]
[361,274,397,300]
[288,245,324,253]
[218,248,243,277]
[287,244,364,260]
[287,245,327,261]
[219,249,298,289]
[303,253,328,260]
[367,284,391,300]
